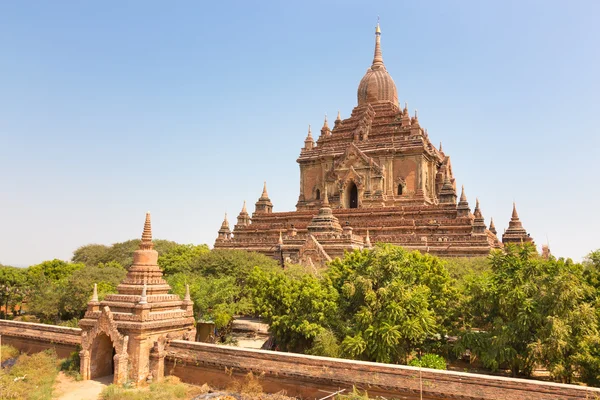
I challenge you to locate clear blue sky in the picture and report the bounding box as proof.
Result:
[1,1,599,266]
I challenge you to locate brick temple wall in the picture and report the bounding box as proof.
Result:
[0,319,81,358]
[2,320,600,399]
[165,340,600,400]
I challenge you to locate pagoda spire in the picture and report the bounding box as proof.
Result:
[512,202,519,220]
[261,181,269,199]
[320,115,331,137]
[91,283,98,302]
[322,187,329,206]
[184,284,191,302]
[457,185,470,217]
[139,283,148,305]
[140,212,153,250]
[372,19,384,69]
[365,230,372,248]
[278,230,283,245]
[502,202,534,245]
[336,110,341,123]
[304,124,315,150]
[439,142,443,152]
[489,217,497,235]
[242,200,247,213]
[221,213,229,229]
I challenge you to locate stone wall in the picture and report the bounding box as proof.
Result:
[0,319,81,358]
[165,340,600,400]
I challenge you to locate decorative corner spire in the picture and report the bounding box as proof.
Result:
[307,124,312,139]
[489,217,496,231]
[184,284,191,302]
[460,185,467,202]
[221,212,229,228]
[336,110,341,122]
[262,181,269,198]
[404,102,408,114]
[512,202,519,220]
[241,200,247,213]
[475,197,480,212]
[439,142,443,152]
[278,230,283,245]
[91,283,98,302]
[323,114,329,129]
[139,283,148,305]
[365,230,372,248]
[140,212,154,250]
[322,187,330,206]
[372,19,384,69]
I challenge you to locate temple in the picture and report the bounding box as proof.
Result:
[215,23,534,265]
[79,213,196,384]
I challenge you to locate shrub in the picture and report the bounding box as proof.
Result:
[0,349,60,400]
[1,344,20,363]
[408,353,447,370]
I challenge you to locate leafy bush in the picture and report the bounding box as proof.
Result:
[408,353,447,370]
[60,348,81,380]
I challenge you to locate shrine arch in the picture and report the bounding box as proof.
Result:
[90,333,115,379]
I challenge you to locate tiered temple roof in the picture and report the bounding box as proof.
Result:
[214,22,531,264]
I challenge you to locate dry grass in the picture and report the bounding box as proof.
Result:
[100,376,207,400]
[1,344,20,362]
[0,349,60,400]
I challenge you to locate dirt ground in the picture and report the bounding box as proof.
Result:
[53,372,112,400]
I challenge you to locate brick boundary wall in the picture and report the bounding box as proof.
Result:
[166,340,600,400]
[0,319,82,358]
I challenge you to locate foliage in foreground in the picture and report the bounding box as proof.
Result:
[0,349,59,400]
[253,244,457,363]
[408,353,447,370]
[455,244,600,384]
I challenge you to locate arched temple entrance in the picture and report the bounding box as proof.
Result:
[345,182,359,208]
[90,333,115,379]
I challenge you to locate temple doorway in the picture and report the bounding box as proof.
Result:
[346,182,358,208]
[90,333,115,379]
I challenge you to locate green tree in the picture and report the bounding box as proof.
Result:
[71,244,110,266]
[457,244,600,382]
[27,259,84,282]
[250,266,339,352]
[71,239,179,269]
[158,244,209,276]
[328,245,455,363]
[0,265,27,318]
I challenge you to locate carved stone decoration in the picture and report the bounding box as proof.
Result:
[215,22,513,263]
[79,306,129,384]
[79,213,196,385]
[298,235,332,266]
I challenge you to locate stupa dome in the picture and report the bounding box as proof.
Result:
[357,24,398,107]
